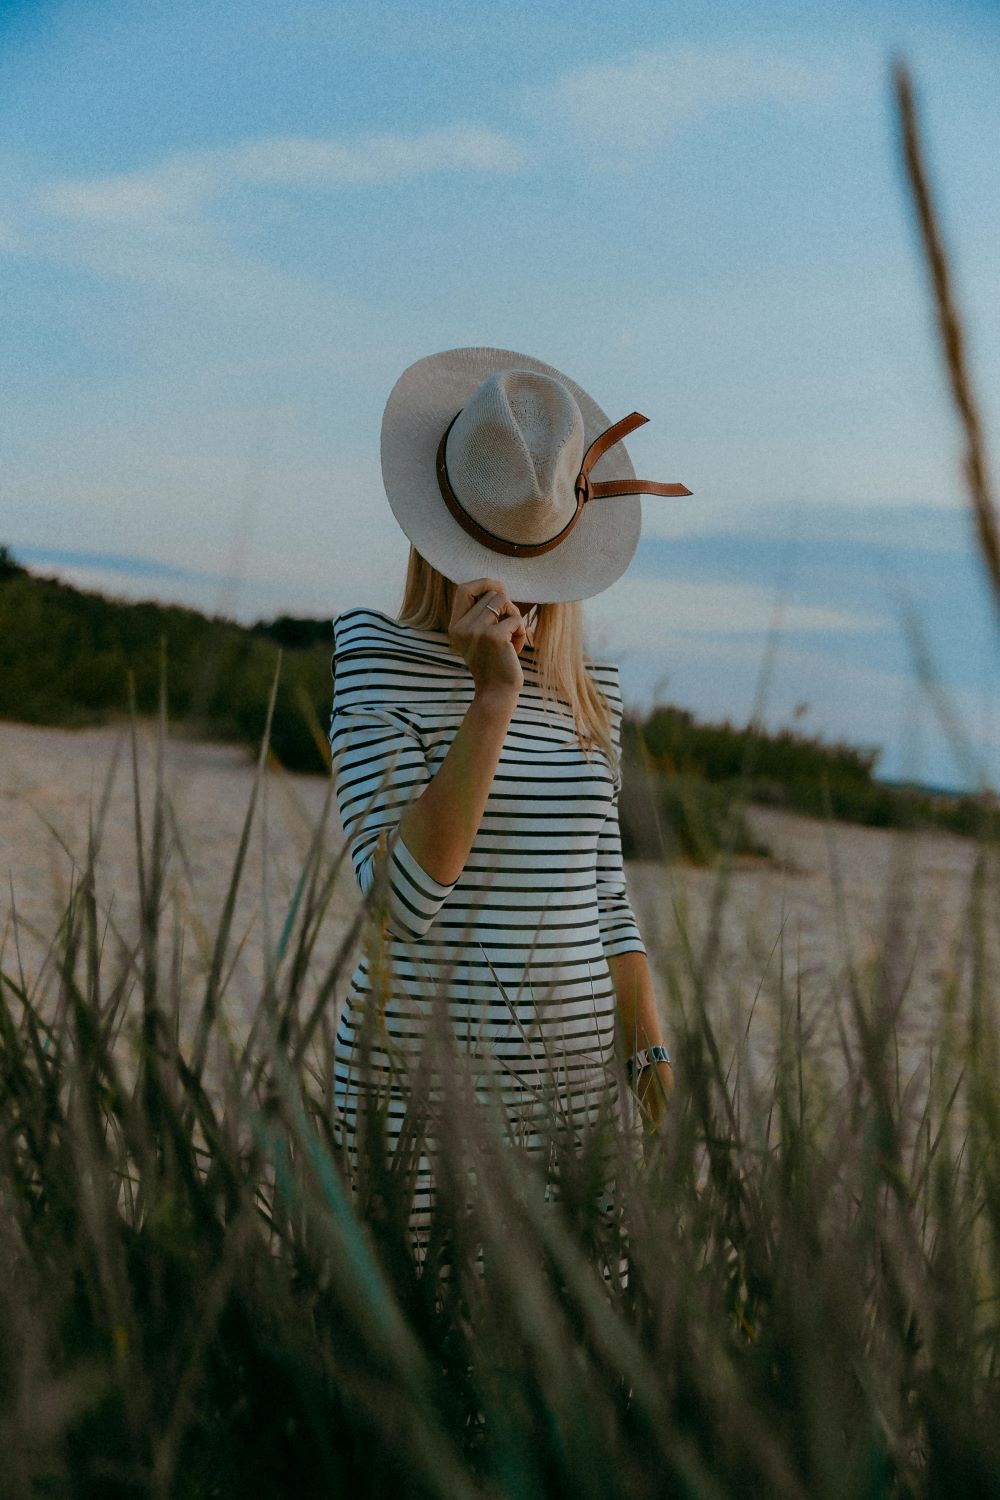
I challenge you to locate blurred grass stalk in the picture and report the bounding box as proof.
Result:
[1,55,1000,1500]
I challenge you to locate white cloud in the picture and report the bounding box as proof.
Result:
[639,497,977,553]
[226,128,527,184]
[35,126,527,225]
[38,167,212,225]
[534,42,846,165]
[584,575,883,660]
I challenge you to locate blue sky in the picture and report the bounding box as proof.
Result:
[2,0,999,792]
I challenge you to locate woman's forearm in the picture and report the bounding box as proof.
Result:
[609,949,674,1114]
[396,687,518,887]
[609,950,663,1055]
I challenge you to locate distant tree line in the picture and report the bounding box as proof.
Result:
[1,547,992,852]
[621,704,992,842]
[0,548,333,774]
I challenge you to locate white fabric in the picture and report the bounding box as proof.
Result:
[380,346,643,603]
[444,369,585,546]
[328,606,647,1258]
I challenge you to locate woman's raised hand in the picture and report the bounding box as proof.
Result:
[448,579,526,701]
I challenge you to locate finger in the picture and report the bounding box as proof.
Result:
[487,599,525,633]
[458,578,506,590]
[455,578,508,608]
[452,581,510,626]
[473,591,515,624]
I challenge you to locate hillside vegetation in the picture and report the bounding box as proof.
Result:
[0,546,332,776]
[1,546,990,860]
[620,703,992,852]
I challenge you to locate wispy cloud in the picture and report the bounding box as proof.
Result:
[533,42,845,166]
[36,125,527,224]
[23,124,527,331]
[586,575,883,656]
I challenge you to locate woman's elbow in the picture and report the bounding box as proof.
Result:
[356,832,456,941]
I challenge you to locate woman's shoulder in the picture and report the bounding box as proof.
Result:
[331,606,461,712]
[333,605,450,656]
[585,655,621,684]
[333,604,408,646]
[585,655,623,709]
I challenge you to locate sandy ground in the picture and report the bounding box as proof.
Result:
[2,719,997,1106]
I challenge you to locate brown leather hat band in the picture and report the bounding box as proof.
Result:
[435,409,692,560]
[575,411,694,504]
[435,415,580,558]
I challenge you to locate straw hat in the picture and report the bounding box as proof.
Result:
[380,346,691,604]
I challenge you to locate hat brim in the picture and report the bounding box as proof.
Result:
[380,346,641,604]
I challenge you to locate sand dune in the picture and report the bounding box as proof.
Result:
[2,719,995,1100]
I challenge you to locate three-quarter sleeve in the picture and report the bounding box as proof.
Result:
[596,764,647,959]
[595,669,647,960]
[329,705,459,942]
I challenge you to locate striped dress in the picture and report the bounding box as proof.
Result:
[328,606,648,1259]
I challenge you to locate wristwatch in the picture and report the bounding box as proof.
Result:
[625,1044,672,1085]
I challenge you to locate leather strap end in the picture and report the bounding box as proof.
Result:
[589,479,693,499]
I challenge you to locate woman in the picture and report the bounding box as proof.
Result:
[328,347,690,1262]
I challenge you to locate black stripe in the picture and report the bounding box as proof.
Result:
[328,605,646,1249]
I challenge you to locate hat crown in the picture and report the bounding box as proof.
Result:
[444,369,585,547]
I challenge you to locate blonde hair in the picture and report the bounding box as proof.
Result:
[396,544,619,779]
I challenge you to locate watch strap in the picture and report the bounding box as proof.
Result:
[625,1044,671,1083]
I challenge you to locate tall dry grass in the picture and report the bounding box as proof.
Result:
[1,58,999,1499]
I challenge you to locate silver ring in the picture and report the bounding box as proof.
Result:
[486,604,503,621]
